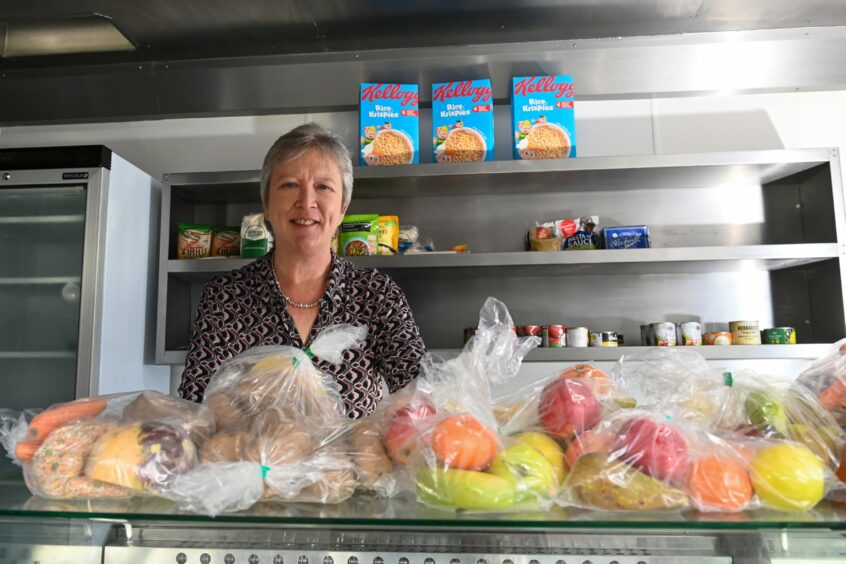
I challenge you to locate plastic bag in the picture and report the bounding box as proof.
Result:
[173,324,398,515]
[0,392,212,500]
[404,297,555,511]
[796,338,846,426]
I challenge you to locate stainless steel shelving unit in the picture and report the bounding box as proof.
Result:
[156,147,846,363]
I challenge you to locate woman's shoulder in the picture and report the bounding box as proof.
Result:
[334,254,396,290]
[202,255,274,298]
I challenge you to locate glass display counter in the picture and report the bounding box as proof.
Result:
[3,482,846,563]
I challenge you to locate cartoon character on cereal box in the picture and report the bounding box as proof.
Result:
[516,120,532,143]
[360,125,378,147]
[433,125,449,150]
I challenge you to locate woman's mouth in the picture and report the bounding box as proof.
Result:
[291,219,320,226]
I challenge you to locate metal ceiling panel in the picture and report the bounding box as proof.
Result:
[1,27,844,125]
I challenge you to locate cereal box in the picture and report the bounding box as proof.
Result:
[359,83,419,166]
[432,79,494,163]
[511,75,576,160]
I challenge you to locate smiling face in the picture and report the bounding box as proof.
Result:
[265,148,346,257]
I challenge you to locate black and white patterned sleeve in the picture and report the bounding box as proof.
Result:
[372,276,426,393]
[178,282,227,402]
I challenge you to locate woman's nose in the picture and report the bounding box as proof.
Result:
[296,184,318,207]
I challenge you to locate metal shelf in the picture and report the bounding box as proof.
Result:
[165,244,839,280]
[163,344,831,365]
[164,149,833,201]
[0,276,80,285]
[0,351,75,359]
[0,214,84,224]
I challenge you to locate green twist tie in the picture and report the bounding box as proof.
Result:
[261,465,270,479]
[723,372,734,387]
[303,347,315,359]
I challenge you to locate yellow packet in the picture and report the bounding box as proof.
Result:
[377,216,399,255]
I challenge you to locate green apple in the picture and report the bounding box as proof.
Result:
[745,391,787,434]
[513,431,567,482]
[489,442,560,499]
[415,468,521,510]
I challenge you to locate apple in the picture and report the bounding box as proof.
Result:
[538,379,600,439]
[613,417,689,482]
[513,431,566,482]
[384,401,437,464]
[489,442,560,499]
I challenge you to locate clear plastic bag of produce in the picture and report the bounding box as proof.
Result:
[401,297,558,512]
[170,324,398,515]
[796,339,846,426]
[0,391,213,500]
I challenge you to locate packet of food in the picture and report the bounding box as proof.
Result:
[177,224,212,259]
[528,223,563,252]
[562,216,600,250]
[241,213,272,258]
[377,216,399,256]
[211,226,241,257]
[398,225,419,254]
[340,214,379,256]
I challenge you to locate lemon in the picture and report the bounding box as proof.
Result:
[750,444,825,511]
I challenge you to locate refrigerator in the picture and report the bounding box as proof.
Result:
[0,145,169,478]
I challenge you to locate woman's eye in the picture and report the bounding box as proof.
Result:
[318,184,334,191]
[280,181,297,189]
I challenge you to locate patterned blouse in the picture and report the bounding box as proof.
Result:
[178,253,426,417]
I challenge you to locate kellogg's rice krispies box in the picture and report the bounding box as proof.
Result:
[360,83,419,166]
[511,75,576,160]
[432,79,494,163]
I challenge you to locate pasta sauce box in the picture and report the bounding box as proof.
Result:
[511,75,576,160]
[359,83,419,166]
[432,79,494,163]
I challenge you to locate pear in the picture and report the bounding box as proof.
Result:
[490,442,560,499]
[567,453,688,511]
[744,391,787,434]
[415,468,522,510]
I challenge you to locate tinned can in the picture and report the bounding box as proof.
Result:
[640,324,654,346]
[762,327,796,344]
[590,331,618,347]
[675,323,684,347]
[544,325,566,348]
[569,327,589,348]
[519,325,542,338]
[651,322,677,346]
[704,331,732,345]
[730,320,761,345]
[680,321,702,346]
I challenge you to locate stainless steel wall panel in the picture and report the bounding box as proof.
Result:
[2,27,846,124]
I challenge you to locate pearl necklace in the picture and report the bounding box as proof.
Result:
[272,266,321,309]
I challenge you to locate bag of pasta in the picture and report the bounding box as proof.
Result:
[406,297,561,512]
[0,391,213,500]
[171,324,397,515]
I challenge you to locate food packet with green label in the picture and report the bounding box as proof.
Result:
[339,214,379,256]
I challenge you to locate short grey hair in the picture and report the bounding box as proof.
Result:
[260,122,354,209]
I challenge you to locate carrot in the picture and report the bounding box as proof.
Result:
[28,398,108,441]
[818,379,846,411]
[14,440,41,463]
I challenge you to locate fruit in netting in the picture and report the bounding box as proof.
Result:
[490,442,560,498]
[568,453,688,511]
[538,379,600,439]
[686,456,753,512]
[384,401,437,464]
[415,467,522,510]
[751,444,825,511]
[564,429,615,468]
[514,431,566,481]
[613,417,689,482]
[431,414,498,471]
[558,363,612,395]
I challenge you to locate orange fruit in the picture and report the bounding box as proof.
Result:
[686,456,753,512]
[431,414,498,471]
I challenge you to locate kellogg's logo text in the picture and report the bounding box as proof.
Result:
[361,83,419,107]
[432,81,493,103]
[513,76,574,100]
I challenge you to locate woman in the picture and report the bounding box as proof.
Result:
[178,123,426,417]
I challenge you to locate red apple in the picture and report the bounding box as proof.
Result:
[384,401,437,464]
[538,379,600,439]
[613,417,689,482]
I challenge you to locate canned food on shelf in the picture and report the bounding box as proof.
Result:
[590,331,618,347]
[704,331,733,345]
[761,327,797,344]
[640,324,654,346]
[650,322,677,346]
[730,320,761,345]
[518,325,542,338]
[568,326,589,348]
[680,321,702,346]
[543,325,566,348]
